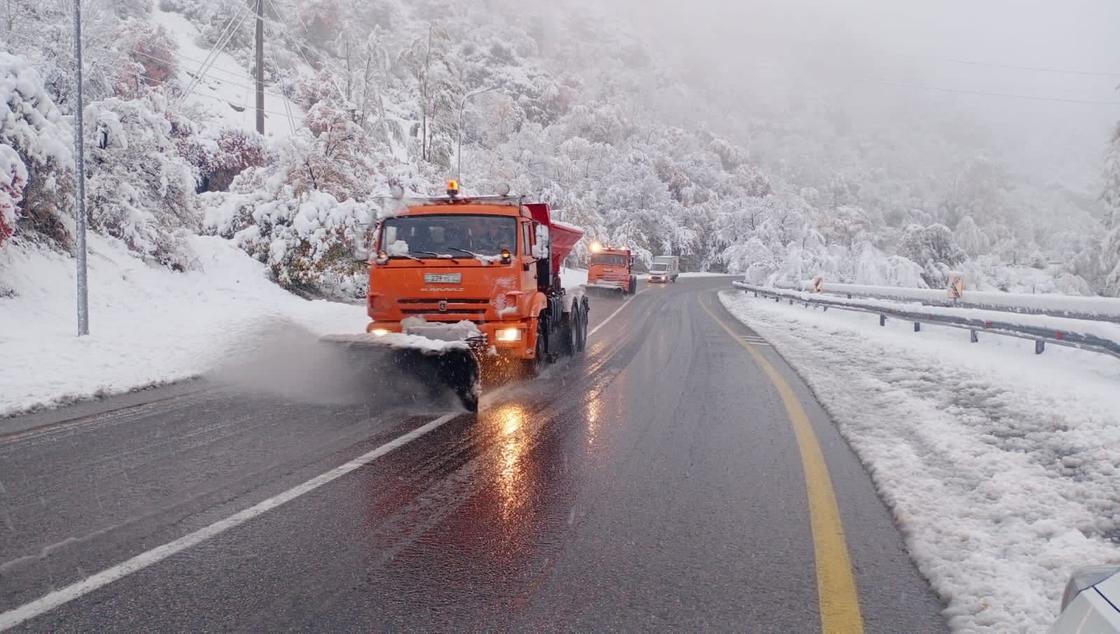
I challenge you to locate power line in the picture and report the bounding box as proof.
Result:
[128,49,290,97]
[857,78,1120,106]
[180,2,252,104]
[116,64,297,117]
[903,53,1120,79]
[187,90,295,118]
[130,48,250,82]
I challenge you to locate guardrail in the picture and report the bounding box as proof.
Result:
[732,281,1120,360]
[775,281,1120,324]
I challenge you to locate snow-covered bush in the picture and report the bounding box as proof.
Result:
[899,223,966,287]
[852,244,927,288]
[111,18,179,99]
[0,145,27,246]
[205,187,372,298]
[84,96,198,267]
[0,52,74,247]
[177,124,269,193]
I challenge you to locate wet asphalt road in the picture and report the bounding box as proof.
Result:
[0,277,946,632]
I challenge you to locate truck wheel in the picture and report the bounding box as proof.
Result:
[562,313,577,356]
[575,306,588,353]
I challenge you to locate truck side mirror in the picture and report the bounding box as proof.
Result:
[352,223,373,262]
[534,224,550,258]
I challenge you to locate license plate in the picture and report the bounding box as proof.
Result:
[424,273,461,284]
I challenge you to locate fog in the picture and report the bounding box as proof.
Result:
[603,0,1120,191]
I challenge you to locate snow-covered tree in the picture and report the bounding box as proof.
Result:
[84,96,198,267]
[1101,123,1120,296]
[899,223,966,287]
[0,145,27,246]
[111,18,179,99]
[954,215,989,257]
[0,52,74,247]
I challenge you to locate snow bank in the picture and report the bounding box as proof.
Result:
[719,290,1120,632]
[0,234,366,416]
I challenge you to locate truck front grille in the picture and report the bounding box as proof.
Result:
[400,308,487,316]
[398,298,489,305]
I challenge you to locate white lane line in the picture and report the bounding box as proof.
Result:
[0,412,459,631]
[588,287,649,338]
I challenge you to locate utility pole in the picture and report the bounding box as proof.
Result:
[72,0,88,336]
[254,0,264,135]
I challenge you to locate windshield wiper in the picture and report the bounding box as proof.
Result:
[411,250,460,262]
[388,252,422,261]
[448,247,489,259]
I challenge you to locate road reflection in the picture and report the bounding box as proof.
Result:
[585,393,601,447]
[493,403,529,522]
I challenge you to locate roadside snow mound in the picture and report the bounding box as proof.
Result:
[719,290,1120,632]
[0,234,366,416]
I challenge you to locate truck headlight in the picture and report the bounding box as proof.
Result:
[370,328,390,337]
[495,327,522,342]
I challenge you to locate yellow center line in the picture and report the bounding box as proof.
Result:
[700,295,865,634]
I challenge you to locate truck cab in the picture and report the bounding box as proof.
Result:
[650,255,680,283]
[587,244,637,294]
[364,189,588,372]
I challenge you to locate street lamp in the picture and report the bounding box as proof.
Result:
[456,85,498,186]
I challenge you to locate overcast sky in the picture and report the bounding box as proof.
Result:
[606,0,1120,190]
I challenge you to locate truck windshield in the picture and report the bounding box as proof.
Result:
[381,215,517,257]
[591,254,628,266]
[650,266,667,273]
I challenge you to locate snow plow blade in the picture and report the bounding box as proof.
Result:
[319,334,482,412]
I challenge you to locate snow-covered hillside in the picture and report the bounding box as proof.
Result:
[1,0,1117,300]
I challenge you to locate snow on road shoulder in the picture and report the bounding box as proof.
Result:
[0,235,366,417]
[718,290,1120,632]
[560,266,587,295]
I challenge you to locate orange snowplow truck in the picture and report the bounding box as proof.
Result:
[339,183,590,411]
[587,244,637,294]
